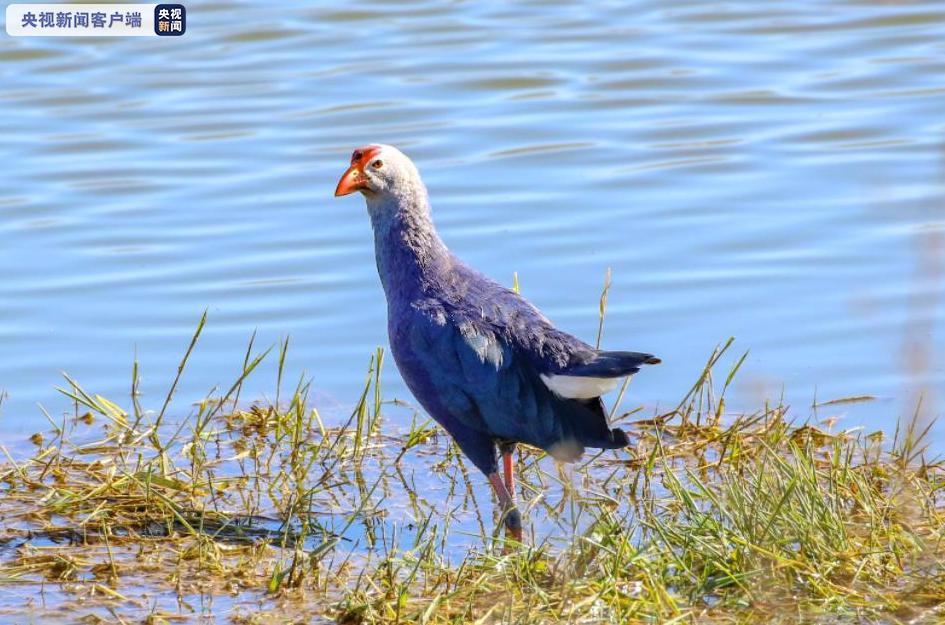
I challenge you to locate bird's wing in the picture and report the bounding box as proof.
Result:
[404,261,658,437]
[399,299,590,446]
[402,304,631,455]
[446,273,659,401]
[401,304,526,428]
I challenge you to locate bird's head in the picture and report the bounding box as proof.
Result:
[334,144,422,200]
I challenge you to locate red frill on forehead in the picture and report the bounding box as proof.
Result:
[350,145,384,166]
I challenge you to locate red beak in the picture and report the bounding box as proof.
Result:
[334,164,366,197]
[335,144,384,197]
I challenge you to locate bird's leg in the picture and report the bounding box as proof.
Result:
[500,442,516,501]
[487,472,522,542]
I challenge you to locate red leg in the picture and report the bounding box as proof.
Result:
[488,472,522,542]
[502,447,515,501]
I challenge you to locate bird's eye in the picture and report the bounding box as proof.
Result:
[372,160,384,169]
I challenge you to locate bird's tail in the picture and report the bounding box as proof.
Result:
[545,397,631,462]
[546,422,629,462]
[540,351,659,461]
[565,351,661,379]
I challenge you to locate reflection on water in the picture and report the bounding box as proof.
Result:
[0,0,943,444]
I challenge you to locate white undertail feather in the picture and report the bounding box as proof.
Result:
[540,374,624,400]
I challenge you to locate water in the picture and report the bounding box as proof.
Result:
[0,0,943,444]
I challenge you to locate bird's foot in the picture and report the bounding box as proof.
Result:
[504,507,523,543]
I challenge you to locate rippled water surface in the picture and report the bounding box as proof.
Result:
[1,0,943,442]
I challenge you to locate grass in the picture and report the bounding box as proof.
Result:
[0,321,942,624]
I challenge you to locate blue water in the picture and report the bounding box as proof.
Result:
[0,0,943,444]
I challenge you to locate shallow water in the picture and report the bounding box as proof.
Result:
[0,0,943,445]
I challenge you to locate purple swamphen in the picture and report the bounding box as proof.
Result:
[335,145,660,541]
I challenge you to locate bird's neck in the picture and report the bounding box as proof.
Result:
[366,186,450,302]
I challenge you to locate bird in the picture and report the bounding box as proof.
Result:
[334,144,659,541]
